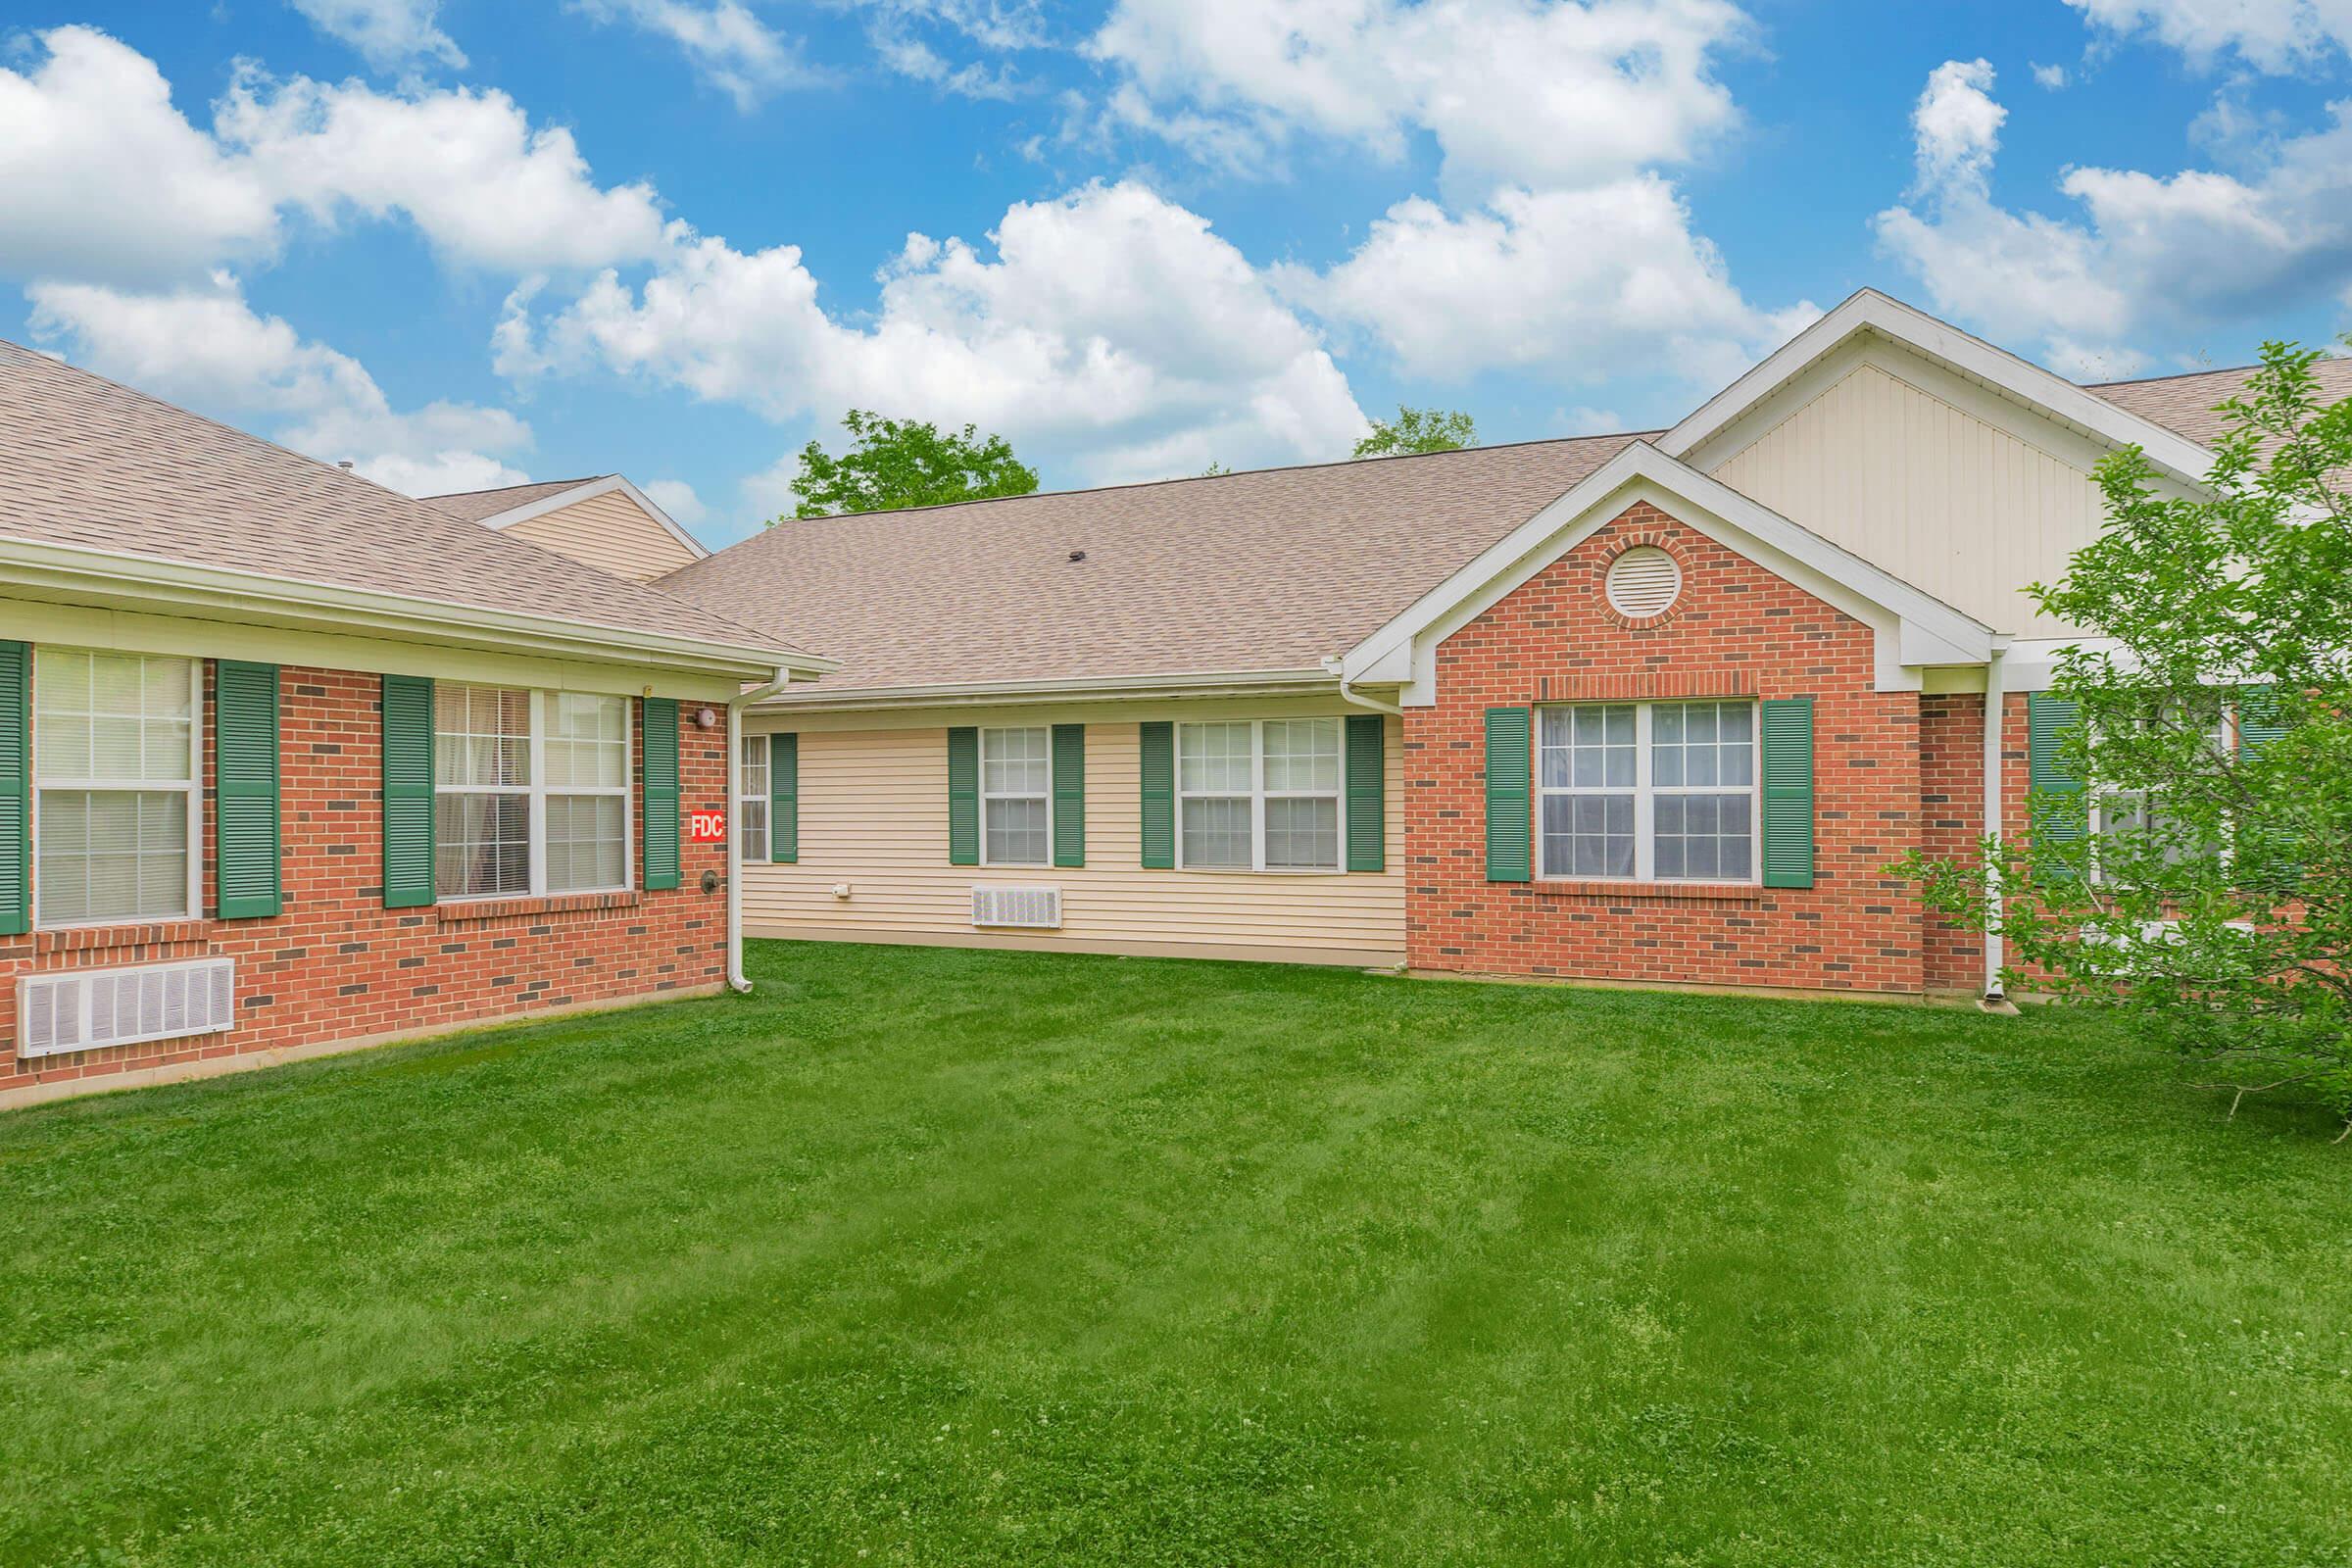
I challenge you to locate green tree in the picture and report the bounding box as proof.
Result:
[1901,341,2352,1133]
[1351,406,1477,459]
[778,410,1038,520]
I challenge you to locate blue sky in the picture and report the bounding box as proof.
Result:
[4,0,2349,548]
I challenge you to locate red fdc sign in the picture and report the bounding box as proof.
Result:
[687,809,728,844]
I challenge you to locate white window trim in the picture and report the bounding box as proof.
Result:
[979,725,1053,868]
[2087,706,2236,885]
[434,688,635,903]
[737,733,770,862]
[1174,717,1347,875]
[1536,701,1761,885]
[29,652,203,930]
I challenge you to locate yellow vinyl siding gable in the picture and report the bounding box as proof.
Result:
[1706,359,2116,637]
[504,489,703,583]
[741,703,1405,966]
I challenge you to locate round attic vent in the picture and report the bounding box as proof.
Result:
[1605,546,1682,618]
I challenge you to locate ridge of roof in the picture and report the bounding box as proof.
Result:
[746,428,1664,527]
[424,473,607,503]
[2084,352,2348,390]
[662,428,1651,695]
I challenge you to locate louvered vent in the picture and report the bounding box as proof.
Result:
[1605,546,1682,617]
[970,885,1062,929]
[18,957,234,1060]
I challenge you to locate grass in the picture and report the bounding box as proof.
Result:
[3,943,2348,1566]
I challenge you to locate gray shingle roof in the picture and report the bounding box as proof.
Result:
[663,353,2352,699]
[0,341,794,656]
[659,432,1647,696]
[2088,356,2352,447]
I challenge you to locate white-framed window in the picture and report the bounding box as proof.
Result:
[981,726,1052,865]
[2090,704,2232,884]
[738,734,769,862]
[1175,717,1343,872]
[31,648,202,926]
[433,686,632,901]
[1538,700,1756,883]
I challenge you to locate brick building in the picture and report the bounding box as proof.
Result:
[670,291,2339,1000]
[0,341,828,1106]
[7,289,2347,1104]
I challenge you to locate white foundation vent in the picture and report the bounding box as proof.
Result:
[18,957,235,1060]
[970,886,1062,929]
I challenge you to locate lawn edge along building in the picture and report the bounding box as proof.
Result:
[0,341,831,1107]
[662,289,2344,1002]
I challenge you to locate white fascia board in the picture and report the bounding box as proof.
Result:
[477,474,710,561]
[0,533,825,681]
[1662,288,2218,490]
[1340,442,1993,706]
[754,666,1343,713]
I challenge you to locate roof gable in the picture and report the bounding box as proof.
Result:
[1342,441,1993,704]
[430,474,710,569]
[1664,289,2220,489]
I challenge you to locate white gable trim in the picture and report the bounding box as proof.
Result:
[474,475,710,561]
[1663,289,2218,491]
[1339,441,1995,707]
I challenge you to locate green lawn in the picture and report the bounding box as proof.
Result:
[4,944,2348,1566]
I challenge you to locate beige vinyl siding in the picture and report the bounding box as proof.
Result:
[741,701,1405,965]
[504,490,701,582]
[1708,362,2109,636]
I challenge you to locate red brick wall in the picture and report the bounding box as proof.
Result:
[1405,501,1935,994]
[1,664,733,1098]
[1918,693,1986,991]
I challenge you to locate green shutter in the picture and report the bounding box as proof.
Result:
[644,697,680,891]
[770,732,798,864]
[1052,723,1086,868]
[947,726,979,866]
[1346,712,1385,872]
[215,661,282,919]
[1484,707,1531,883]
[2233,686,2297,891]
[2027,691,2084,877]
[0,642,26,936]
[1140,721,1175,870]
[1760,697,1815,889]
[380,673,436,909]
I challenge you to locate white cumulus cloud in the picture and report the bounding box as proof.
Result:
[571,1,821,108]
[1087,0,1750,195]
[642,478,709,525]
[503,180,1369,483]
[1279,179,1817,387]
[216,67,670,273]
[0,26,668,287]
[286,0,466,70]
[1875,58,2352,375]
[0,26,280,286]
[26,274,532,495]
[2063,0,2352,73]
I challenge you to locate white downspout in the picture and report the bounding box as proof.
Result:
[1981,646,2007,1003]
[1323,656,1404,717]
[727,668,793,995]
